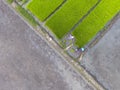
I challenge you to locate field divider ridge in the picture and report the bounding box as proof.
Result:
[69,0,101,33]
[43,0,67,22]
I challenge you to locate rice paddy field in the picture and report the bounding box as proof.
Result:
[72,0,120,47]
[27,0,64,21]
[26,0,120,48]
[45,0,98,39]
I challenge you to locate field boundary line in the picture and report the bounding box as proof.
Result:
[87,11,120,49]
[43,0,67,22]
[69,0,101,33]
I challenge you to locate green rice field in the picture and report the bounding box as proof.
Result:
[72,0,120,47]
[27,0,64,21]
[46,0,98,39]
[26,0,120,48]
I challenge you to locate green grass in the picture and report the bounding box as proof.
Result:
[46,0,98,39]
[16,5,38,26]
[72,0,120,48]
[7,0,14,4]
[21,0,29,5]
[26,0,64,21]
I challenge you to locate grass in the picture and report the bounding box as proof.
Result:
[72,0,120,48]
[21,0,29,5]
[16,0,29,5]
[26,0,64,22]
[16,5,38,26]
[45,0,98,39]
[7,0,14,4]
